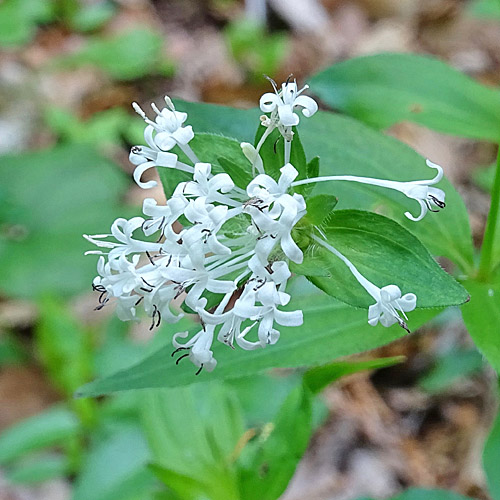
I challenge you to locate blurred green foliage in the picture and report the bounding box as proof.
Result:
[0,145,128,299]
[225,18,288,81]
[52,28,174,81]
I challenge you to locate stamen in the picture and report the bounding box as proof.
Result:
[176,353,189,365]
[195,364,203,376]
[171,346,190,357]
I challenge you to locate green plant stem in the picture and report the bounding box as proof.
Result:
[478,146,500,280]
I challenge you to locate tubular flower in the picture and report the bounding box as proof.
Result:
[85,80,448,374]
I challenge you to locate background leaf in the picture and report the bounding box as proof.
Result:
[0,407,80,464]
[357,489,474,500]
[76,280,440,396]
[72,426,155,500]
[483,401,500,500]
[0,145,128,299]
[141,383,243,500]
[461,278,500,373]
[310,52,500,142]
[53,28,173,80]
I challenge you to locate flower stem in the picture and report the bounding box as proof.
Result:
[478,146,500,280]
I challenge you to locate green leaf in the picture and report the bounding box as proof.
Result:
[69,1,115,32]
[418,348,484,394]
[158,133,250,198]
[218,157,253,190]
[72,426,155,500]
[76,283,440,396]
[303,356,405,394]
[52,29,172,80]
[461,278,500,373]
[310,52,500,142]
[0,334,26,366]
[304,210,469,309]
[140,383,243,500]
[34,299,97,432]
[484,403,500,499]
[0,0,53,47]
[302,194,338,225]
[472,163,495,193]
[299,111,474,274]
[7,454,69,484]
[295,156,320,197]
[358,489,475,500]
[0,145,129,299]
[238,384,312,500]
[45,107,128,146]
[0,407,80,464]
[224,18,287,81]
[255,126,307,180]
[468,0,500,19]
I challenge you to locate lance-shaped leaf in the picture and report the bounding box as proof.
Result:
[302,209,469,309]
[75,285,439,397]
[310,52,500,142]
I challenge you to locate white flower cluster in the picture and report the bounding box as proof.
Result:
[85,78,447,373]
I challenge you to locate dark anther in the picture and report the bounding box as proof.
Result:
[140,287,153,293]
[176,353,189,365]
[94,298,109,311]
[177,238,183,245]
[264,75,278,93]
[131,146,142,153]
[135,297,143,306]
[429,194,446,209]
[285,73,294,86]
[425,200,440,213]
[195,364,203,376]
[397,318,411,334]
[142,277,154,288]
[149,305,159,331]
[265,264,273,274]
[98,291,108,304]
[155,308,162,328]
[270,234,277,239]
[166,255,173,266]
[171,346,190,357]
[146,251,155,265]
[92,283,106,292]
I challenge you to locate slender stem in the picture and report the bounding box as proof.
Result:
[311,233,379,299]
[292,174,402,189]
[284,138,291,165]
[179,143,199,164]
[478,146,500,279]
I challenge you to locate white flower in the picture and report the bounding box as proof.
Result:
[84,217,160,258]
[245,164,306,263]
[94,254,142,299]
[292,159,446,222]
[132,97,194,151]
[129,146,181,190]
[175,162,237,206]
[311,233,417,331]
[141,197,187,237]
[172,326,218,374]
[260,79,318,127]
[368,285,417,331]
